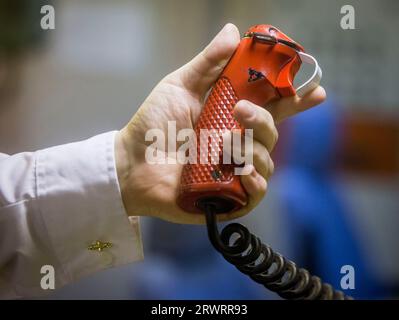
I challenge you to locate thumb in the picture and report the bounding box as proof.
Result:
[174,23,240,98]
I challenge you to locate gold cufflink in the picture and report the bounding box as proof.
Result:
[88,240,113,252]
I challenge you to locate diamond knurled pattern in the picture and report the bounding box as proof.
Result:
[181,77,241,186]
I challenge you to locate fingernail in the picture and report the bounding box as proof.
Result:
[214,23,233,41]
[222,23,235,33]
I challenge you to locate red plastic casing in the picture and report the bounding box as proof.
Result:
[177,24,304,214]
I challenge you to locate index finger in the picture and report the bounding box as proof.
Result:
[266,86,326,124]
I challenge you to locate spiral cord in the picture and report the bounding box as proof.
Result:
[205,205,353,300]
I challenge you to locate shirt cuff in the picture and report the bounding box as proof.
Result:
[36,131,143,283]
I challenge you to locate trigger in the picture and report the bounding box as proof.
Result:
[275,59,297,97]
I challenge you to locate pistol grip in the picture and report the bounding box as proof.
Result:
[177,24,306,214]
[177,77,247,214]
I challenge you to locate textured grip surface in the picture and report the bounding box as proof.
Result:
[177,77,247,214]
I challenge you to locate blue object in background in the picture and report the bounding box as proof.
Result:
[132,99,388,300]
[275,99,386,299]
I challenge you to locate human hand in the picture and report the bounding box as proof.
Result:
[115,23,326,224]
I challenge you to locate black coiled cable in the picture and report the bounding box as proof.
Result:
[205,204,353,300]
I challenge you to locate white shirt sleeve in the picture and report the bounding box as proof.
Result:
[0,131,144,299]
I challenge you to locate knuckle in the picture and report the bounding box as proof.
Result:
[262,108,274,126]
[257,177,267,196]
[261,110,278,141]
[272,126,279,146]
[268,157,275,177]
[253,143,268,163]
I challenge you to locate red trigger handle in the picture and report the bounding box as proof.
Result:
[177,24,306,214]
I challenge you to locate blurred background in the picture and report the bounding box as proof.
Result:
[0,0,398,299]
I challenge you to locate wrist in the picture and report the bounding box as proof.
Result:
[115,130,133,215]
